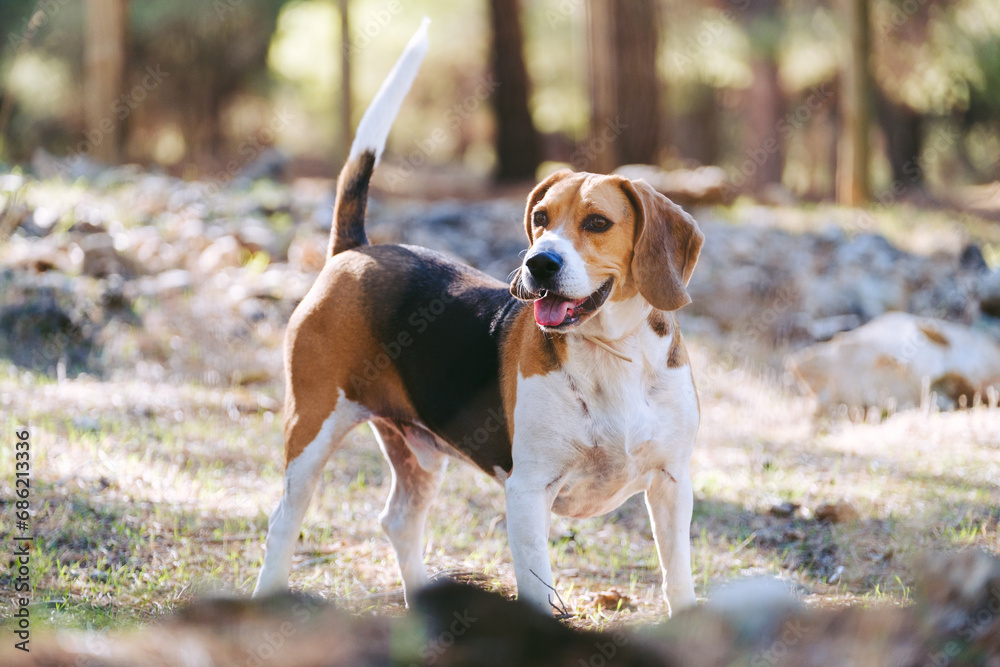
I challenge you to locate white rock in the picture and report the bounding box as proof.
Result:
[197,235,243,275]
[788,312,1000,410]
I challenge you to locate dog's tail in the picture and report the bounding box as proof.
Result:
[329,18,430,257]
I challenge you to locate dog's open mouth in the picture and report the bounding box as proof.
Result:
[533,278,614,329]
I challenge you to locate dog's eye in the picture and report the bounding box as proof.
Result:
[584,216,612,232]
[533,211,548,228]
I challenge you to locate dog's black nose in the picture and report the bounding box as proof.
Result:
[525,251,562,281]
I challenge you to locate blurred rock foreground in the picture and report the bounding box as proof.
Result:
[2,166,1000,411]
[3,550,999,666]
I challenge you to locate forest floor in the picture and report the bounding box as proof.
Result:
[2,320,998,632]
[1,177,999,633]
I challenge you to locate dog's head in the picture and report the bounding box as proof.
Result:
[510,169,704,331]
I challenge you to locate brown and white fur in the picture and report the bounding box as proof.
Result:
[253,20,705,616]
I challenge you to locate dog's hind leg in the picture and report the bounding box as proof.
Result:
[372,420,446,607]
[253,392,369,597]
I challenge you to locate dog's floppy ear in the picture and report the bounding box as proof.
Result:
[621,178,704,311]
[510,169,573,299]
[521,169,573,245]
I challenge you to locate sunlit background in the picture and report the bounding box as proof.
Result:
[1,0,998,198]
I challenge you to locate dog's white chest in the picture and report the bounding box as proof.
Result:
[512,333,699,519]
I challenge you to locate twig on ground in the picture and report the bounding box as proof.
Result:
[530,569,572,620]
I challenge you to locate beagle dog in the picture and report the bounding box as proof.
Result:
[253,21,705,616]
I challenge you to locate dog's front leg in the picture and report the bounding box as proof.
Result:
[505,471,558,615]
[645,467,697,615]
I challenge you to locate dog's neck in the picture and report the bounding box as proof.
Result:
[565,294,653,364]
[577,294,651,342]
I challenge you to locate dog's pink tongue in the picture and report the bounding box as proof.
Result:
[534,295,577,326]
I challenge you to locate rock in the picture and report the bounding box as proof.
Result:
[615,164,734,207]
[980,269,1000,318]
[68,220,107,235]
[76,233,140,279]
[787,312,1000,410]
[5,554,1000,667]
[31,147,104,181]
[288,233,327,273]
[593,588,632,611]
[685,215,989,348]
[807,314,862,341]
[133,235,184,274]
[154,269,192,296]
[72,415,101,433]
[814,501,860,524]
[0,284,96,376]
[235,218,281,256]
[20,206,60,237]
[197,235,243,274]
[769,501,801,518]
[4,238,73,273]
[959,243,988,273]
[236,147,289,184]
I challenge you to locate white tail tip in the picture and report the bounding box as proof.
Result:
[348,17,431,164]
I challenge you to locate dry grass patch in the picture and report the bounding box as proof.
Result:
[1,331,998,633]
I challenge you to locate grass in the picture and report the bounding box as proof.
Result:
[1,327,997,634]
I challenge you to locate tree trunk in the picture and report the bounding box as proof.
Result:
[742,58,785,191]
[732,0,785,193]
[586,0,661,173]
[338,0,352,165]
[836,0,872,205]
[878,93,922,190]
[488,0,541,181]
[84,0,128,163]
[670,86,719,167]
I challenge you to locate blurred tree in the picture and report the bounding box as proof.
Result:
[837,0,872,204]
[878,93,923,190]
[0,0,66,160]
[338,0,351,163]
[0,0,41,54]
[488,0,541,180]
[84,0,128,163]
[128,0,287,164]
[587,0,661,173]
[734,0,785,192]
